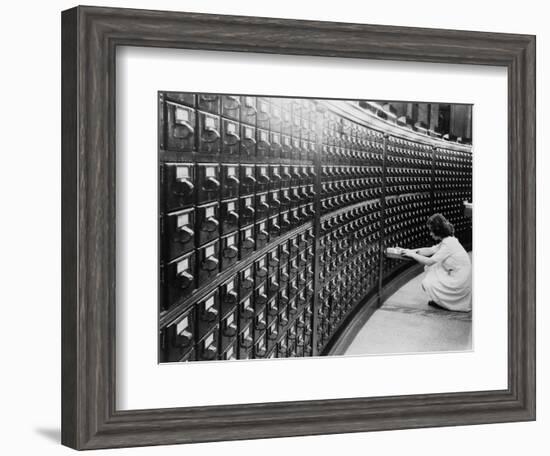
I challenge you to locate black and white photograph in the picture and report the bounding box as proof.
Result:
[158,93,473,362]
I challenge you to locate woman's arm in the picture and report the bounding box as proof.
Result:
[401,250,438,266]
[414,245,438,257]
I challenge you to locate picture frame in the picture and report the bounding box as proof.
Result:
[61,5,536,450]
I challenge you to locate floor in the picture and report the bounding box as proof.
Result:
[345,265,472,356]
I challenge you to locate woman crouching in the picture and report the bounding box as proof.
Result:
[401,214,472,312]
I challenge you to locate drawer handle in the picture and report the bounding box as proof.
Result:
[244,135,257,145]
[200,94,218,103]
[268,257,279,267]
[176,329,193,347]
[173,121,194,139]
[258,136,271,147]
[201,345,217,360]
[243,206,255,220]
[243,102,257,115]
[175,270,193,289]
[203,216,219,232]
[224,96,241,109]
[203,126,220,143]
[223,322,238,337]
[224,175,239,187]
[223,290,238,305]
[255,319,266,330]
[241,278,254,290]
[241,308,254,322]
[257,174,270,184]
[202,256,219,271]
[201,307,218,322]
[243,237,255,249]
[223,245,238,259]
[223,129,240,145]
[241,336,253,347]
[258,201,270,212]
[225,210,239,226]
[175,225,194,243]
[269,222,280,234]
[202,176,220,191]
[174,177,194,194]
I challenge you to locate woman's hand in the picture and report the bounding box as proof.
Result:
[400,249,416,258]
[401,248,438,266]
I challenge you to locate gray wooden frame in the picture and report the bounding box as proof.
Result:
[61,5,536,450]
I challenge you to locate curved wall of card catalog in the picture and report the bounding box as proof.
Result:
[158,93,473,363]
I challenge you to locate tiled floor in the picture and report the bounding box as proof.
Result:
[345,265,472,356]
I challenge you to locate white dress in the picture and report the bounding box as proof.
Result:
[421,236,472,312]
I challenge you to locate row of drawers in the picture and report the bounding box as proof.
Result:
[164,302,315,362]
[162,95,472,167]
[321,165,383,178]
[170,275,314,343]
[387,137,434,152]
[383,225,431,247]
[164,102,317,156]
[320,247,380,282]
[162,162,318,211]
[434,182,472,191]
[320,189,383,213]
[163,197,315,253]
[385,208,432,227]
[385,156,432,168]
[162,205,316,268]
[386,193,430,206]
[162,274,315,362]
[320,210,382,234]
[436,149,472,160]
[387,147,433,159]
[164,93,318,132]
[162,162,400,214]
[165,93,405,156]
[318,144,384,164]
[385,167,431,177]
[319,226,380,254]
[161,227,315,312]
[385,183,431,195]
[434,170,472,178]
[169,323,314,362]
[160,159,470,217]
[325,111,384,146]
[320,177,383,194]
[436,161,472,171]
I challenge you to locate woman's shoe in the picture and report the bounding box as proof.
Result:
[428,300,448,311]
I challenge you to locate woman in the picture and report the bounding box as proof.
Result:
[401,213,472,312]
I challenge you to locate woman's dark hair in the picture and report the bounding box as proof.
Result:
[427,213,455,238]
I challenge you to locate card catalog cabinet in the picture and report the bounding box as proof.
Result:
[159,93,472,361]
